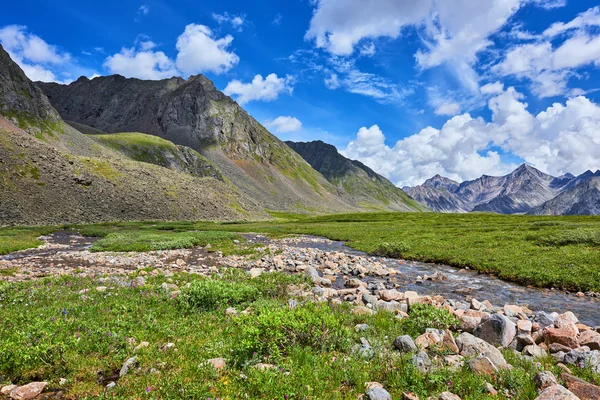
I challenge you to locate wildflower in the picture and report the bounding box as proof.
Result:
[146,387,151,393]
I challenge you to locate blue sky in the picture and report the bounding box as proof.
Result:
[1,0,600,186]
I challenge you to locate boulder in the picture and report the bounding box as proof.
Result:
[119,356,138,377]
[555,312,579,330]
[544,327,579,349]
[562,372,600,400]
[249,268,264,278]
[534,384,580,400]
[474,313,516,347]
[415,332,443,349]
[456,332,508,370]
[379,289,404,301]
[206,358,226,370]
[394,335,418,353]
[578,330,600,351]
[366,387,392,400]
[524,344,548,359]
[468,356,498,375]
[443,329,460,354]
[1,386,17,395]
[536,312,559,330]
[412,351,433,374]
[378,300,408,314]
[8,382,47,400]
[534,371,559,391]
[459,316,481,333]
[353,306,374,316]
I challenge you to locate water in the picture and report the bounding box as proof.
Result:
[284,238,600,327]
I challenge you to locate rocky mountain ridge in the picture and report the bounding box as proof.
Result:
[285,140,426,212]
[406,165,600,215]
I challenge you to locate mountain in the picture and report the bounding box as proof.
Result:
[0,44,263,225]
[405,164,584,214]
[530,173,600,215]
[37,75,356,213]
[285,140,426,212]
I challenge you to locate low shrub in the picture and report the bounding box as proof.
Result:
[401,304,459,337]
[538,229,600,246]
[178,278,260,311]
[372,241,410,258]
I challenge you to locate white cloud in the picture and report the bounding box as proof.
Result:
[264,116,303,133]
[0,25,76,83]
[324,73,340,89]
[359,43,376,57]
[481,82,505,94]
[175,24,239,75]
[494,7,600,98]
[104,45,178,79]
[272,14,283,26]
[104,24,239,79]
[212,12,246,31]
[342,87,600,186]
[224,73,294,105]
[531,0,567,10]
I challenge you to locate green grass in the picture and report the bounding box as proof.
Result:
[0,227,56,255]
[2,212,600,291]
[1,270,592,399]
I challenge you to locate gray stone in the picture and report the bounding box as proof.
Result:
[365,387,392,400]
[534,371,559,391]
[106,382,116,391]
[394,335,418,353]
[456,332,508,370]
[355,324,370,332]
[119,356,138,378]
[534,384,579,400]
[439,392,462,400]
[535,311,558,330]
[362,293,379,309]
[412,350,433,373]
[474,313,516,347]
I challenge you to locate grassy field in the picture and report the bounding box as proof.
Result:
[1,212,600,291]
[0,269,585,399]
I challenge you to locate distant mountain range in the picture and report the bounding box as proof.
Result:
[405,165,600,215]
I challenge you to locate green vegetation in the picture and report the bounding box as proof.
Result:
[90,133,183,166]
[2,212,600,291]
[79,157,122,181]
[1,270,592,399]
[0,227,55,255]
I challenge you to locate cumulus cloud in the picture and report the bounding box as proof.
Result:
[495,7,600,98]
[135,5,150,22]
[104,45,178,79]
[175,24,239,75]
[0,25,86,83]
[342,87,600,186]
[105,24,239,79]
[264,116,303,133]
[224,74,294,105]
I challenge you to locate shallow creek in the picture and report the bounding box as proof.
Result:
[2,231,599,326]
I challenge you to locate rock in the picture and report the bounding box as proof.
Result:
[562,372,600,400]
[474,313,516,347]
[206,358,226,370]
[412,351,432,374]
[288,299,299,309]
[379,289,403,301]
[524,344,548,358]
[444,355,465,370]
[517,334,536,346]
[504,304,524,318]
[403,392,419,400]
[415,332,442,349]
[439,392,461,400]
[536,312,559,330]
[378,300,407,314]
[535,372,559,391]
[253,363,278,371]
[459,316,481,333]
[96,286,107,292]
[394,335,418,353]
[353,306,374,316]
[9,382,47,400]
[59,378,67,386]
[305,266,320,281]
[555,312,579,330]
[518,320,533,334]
[160,342,176,351]
[535,384,580,400]
[225,307,238,316]
[357,338,375,360]
[455,332,508,370]
[362,293,379,309]
[134,341,150,352]
[132,276,146,287]
[1,385,17,395]
[119,357,138,378]
[471,298,486,311]
[105,382,116,391]
[469,355,498,375]
[544,327,579,349]
[366,387,392,400]
[578,330,600,350]
[161,283,179,293]
[344,278,363,288]
[355,324,370,332]
[486,383,498,395]
[443,330,460,353]
[248,268,264,278]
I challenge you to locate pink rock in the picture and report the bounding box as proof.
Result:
[535,384,579,400]
[578,330,600,350]
[9,382,47,400]
[544,327,579,349]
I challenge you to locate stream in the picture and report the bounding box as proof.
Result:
[2,231,599,326]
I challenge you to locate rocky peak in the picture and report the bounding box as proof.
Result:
[0,44,60,127]
[422,175,459,191]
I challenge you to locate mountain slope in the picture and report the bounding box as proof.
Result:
[406,164,579,214]
[38,76,356,213]
[285,140,425,211]
[530,174,600,215]
[0,44,262,225]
